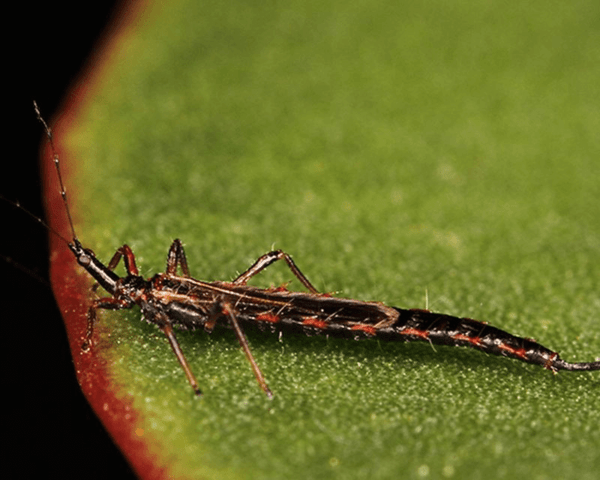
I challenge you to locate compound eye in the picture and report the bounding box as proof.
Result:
[78,254,91,267]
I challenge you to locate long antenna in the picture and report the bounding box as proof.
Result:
[0,194,71,247]
[33,101,79,243]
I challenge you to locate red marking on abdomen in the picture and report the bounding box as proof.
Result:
[498,343,528,359]
[256,312,280,323]
[401,327,429,339]
[453,333,483,347]
[302,317,328,329]
[351,324,377,336]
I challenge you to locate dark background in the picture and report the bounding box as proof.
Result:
[5,2,136,478]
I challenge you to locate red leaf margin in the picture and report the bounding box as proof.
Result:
[42,2,171,479]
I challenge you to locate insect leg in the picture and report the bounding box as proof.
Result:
[107,245,139,275]
[206,300,273,398]
[91,245,139,292]
[165,239,190,276]
[81,297,134,351]
[233,250,319,294]
[227,306,273,398]
[161,323,202,396]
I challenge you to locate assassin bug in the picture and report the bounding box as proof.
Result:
[35,103,599,398]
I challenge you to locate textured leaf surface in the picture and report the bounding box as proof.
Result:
[49,1,600,478]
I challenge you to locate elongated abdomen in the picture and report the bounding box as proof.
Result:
[377,308,600,372]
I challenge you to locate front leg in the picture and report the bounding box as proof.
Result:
[233,250,320,294]
[81,297,133,351]
[92,245,139,292]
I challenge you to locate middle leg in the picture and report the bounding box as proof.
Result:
[233,250,320,294]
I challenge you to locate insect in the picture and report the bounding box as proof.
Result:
[35,102,599,398]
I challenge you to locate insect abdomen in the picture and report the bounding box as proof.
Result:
[383,308,561,370]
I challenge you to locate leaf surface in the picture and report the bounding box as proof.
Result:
[47,1,600,478]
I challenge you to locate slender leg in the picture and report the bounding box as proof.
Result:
[233,250,320,294]
[204,300,273,397]
[81,297,133,350]
[161,323,202,396]
[224,302,273,398]
[92,245,139,292]
[165,239,191,276]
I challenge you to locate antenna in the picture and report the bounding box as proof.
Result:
[33,101,78,243]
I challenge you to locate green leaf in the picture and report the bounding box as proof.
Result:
[49,1,600,478]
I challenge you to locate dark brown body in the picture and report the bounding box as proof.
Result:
[137,270,599,376]
[35,101,599,398]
